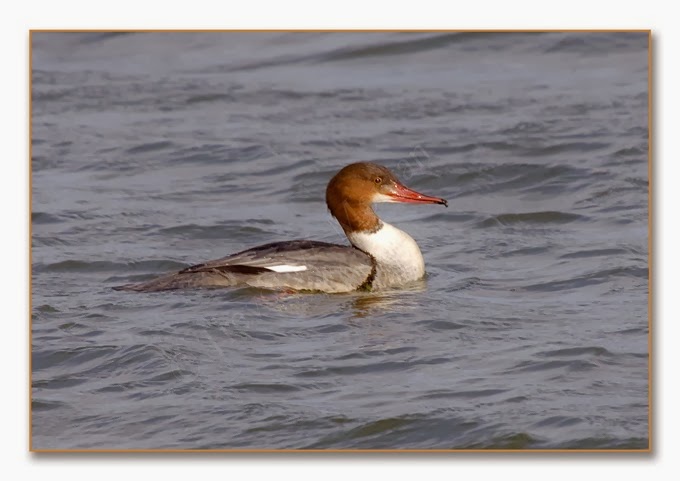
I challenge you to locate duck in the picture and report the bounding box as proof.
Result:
[113,162,447,293]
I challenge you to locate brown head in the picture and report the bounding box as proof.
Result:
[325,162,447,234]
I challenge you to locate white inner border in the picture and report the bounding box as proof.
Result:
[4,0,677,478]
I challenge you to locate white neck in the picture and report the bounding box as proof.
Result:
[347,221,425,286]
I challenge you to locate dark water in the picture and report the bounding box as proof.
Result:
[31,32,649,450]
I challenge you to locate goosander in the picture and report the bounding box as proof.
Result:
[114,162,447,293]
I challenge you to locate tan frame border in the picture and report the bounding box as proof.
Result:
[28,29,653,454]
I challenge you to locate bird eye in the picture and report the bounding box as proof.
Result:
[374,177,382,184]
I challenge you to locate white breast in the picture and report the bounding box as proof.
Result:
[347,222,425,286]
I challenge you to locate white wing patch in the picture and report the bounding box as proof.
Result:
[266,265,308,273]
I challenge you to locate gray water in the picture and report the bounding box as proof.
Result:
[31,32,649,450]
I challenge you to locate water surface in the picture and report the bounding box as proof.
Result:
[31,31,649,449]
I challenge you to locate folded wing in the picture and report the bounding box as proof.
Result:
[113,240,375,293]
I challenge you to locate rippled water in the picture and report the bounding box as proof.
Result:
[31,31,649,450]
